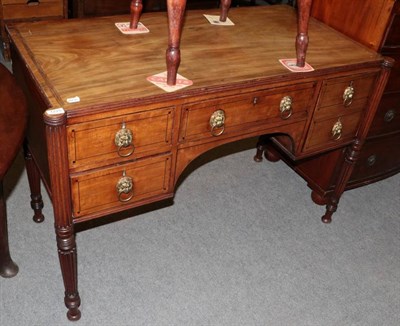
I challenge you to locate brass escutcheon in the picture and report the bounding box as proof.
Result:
[116,170,134,202]
[280,96,293,120]
[343,82,355,107]
[331,119,343,140]
[115,122,134,157]
[209,109,226,137]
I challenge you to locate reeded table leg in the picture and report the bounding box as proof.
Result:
[166,0,187,85]
[24,143,44,223]
[0,182,19,278]
[130,0,143,29]
[296,0,312,67]
[219,0,232,22]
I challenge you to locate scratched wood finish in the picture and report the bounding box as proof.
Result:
[8,6,380,112]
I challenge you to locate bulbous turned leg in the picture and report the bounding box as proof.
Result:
[295,0,312,67]
[219,0,232,22]
[24,144,44,223]
[0,183,19,278]
[322,200,337,224]
[130,0,143,29]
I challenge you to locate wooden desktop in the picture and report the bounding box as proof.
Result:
[7,3,391,321]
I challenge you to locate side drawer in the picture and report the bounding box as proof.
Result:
[2,1,64,20]
[71,153,172,218]
[67,107,174,171]
[350,133,400,183]
[303,111,363,151]
[315,73,377,119]
[179,82,316,143]
[368,92,400,137]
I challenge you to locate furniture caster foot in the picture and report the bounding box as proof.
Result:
[67,308,81,321]
[254,149,264,162]
[321,214,332,224]
[0,259,19,278]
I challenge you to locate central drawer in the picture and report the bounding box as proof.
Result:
[179,82,316,144]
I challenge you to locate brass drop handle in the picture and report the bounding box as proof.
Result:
[116,170,134,202]
[209,109,226,137]
[331,119,343,140]
[280,96,293,120]
[343,82,355,107]
[114,122,134,157]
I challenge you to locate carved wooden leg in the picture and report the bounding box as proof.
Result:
[322,59,393,223]
[24,143,44,223]
[130,0,143,29]
[295,0,312,67]
[44,112,81,321]
[166,0,187,86]
[0,182,19,278]
[219,0,232,22]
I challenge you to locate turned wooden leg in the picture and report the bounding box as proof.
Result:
[219,0,232,22]
[130,0,143,29]
[254,136,281,163]
[44,111,81,320]
[0,182,19,278]
[24,143,44,223]
[295,0,312,67]
[166,0,187,86]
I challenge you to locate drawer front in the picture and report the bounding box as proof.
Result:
[304,111,362,151]
[350,133,400,183]
[2,1,64,20]
[179,82,316,143]
[67,107,174,172]
[369,92,400,136]
[315,73,377,119]
[71,154,172,218]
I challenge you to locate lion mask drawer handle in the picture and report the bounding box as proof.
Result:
[331,119,343,140]
[280,96,293,120]
[116,170,134,202]
[343,81,355,107]
[114,122,135,157]
[209,109,225,137]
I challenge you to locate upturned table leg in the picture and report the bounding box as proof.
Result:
[296,0,312,67]
[0,182,19,278]
[219,0,232,22]
[166,0,187,86]
[130,0,143,29]
[24,143,44,223]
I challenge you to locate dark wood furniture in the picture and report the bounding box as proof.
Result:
[0,63,28,278]
[256,0,400,211]
[8,4,391,321]
[0,0,67,61]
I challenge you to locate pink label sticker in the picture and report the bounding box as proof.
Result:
[115,22,150,35]
[279,59,315,72]
[147,71,193,93]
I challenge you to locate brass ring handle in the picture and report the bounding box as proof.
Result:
[331,119,343,140]
[115,122,134,157]
[280,96,293,120]
[116,172,134,203]
[343,82,355,107]
[209,109,225,137]
[367,154,377,166]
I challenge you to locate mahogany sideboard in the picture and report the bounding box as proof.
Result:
[256,0,400,206]
[8,5,391,321]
